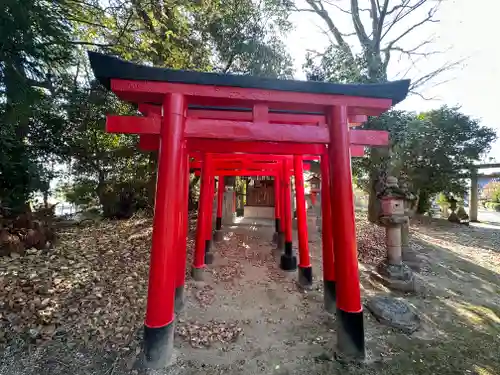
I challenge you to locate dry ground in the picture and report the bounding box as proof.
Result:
[0,213,499,375]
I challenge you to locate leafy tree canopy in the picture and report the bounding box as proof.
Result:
[354,106,496,213]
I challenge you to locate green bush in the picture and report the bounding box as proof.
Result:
[485,202,500,211]
[492,186,500,203]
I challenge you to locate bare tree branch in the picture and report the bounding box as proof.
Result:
[369,0,380,38]
[385,8,439,51]
[412,91,438,100]
[322,0,354,15]
[386,39,439,57]
[305,0,353,55]
[375,0,390,50]
[385,0,412,16]
[409,59,464,91]
[381,0,429,41]
[305,50,327,64]
[291,8,318,12]
[350,0,372,47]
[391,46,440,57]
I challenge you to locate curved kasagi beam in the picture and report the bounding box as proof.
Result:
[88,52,410,106]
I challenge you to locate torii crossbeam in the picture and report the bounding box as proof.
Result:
[88,51,409,369]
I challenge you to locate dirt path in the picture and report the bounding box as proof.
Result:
[0,214,499,375]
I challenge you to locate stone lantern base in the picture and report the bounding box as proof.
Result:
[401,221,421,271]
[372,261,415,292]
[402,246,422,271]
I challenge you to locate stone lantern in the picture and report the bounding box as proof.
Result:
[374,176,415,292]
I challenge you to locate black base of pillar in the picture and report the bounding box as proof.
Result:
[298,266,313,288]
[205,240,214,264]
[275,218,281,233]
[336,308,365,362]
[280,243,297,271]
[323,280,336,313]
[141,322,175,369]
[213,229,223,242]
[191,267,204,281]
[215,217,222,231]
[284,241,293,256]
[174,286,184,314]
[280,254,297,271]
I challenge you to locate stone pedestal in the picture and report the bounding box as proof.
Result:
[374,215,415,292]
[366,296,420,333]
[386,226,402,265]
[374,261,415,292]
[222,191,235,225]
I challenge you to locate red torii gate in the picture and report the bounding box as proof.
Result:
[88,51,409,368]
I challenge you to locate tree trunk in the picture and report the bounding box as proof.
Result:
[417,191,430,214]
[367,147,390,223]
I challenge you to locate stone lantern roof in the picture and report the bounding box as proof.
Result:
[377,176,406,200]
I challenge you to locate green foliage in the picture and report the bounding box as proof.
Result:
[481,181,500,202]
[485,202,500,212]
[491,186,500,204]
[59,179,98,209]
[54,0,293,216]
[304,46,369,83]
[0,0,75,213]
[73,0,293,75]
[1,0,293,215]
[353,107,496,214]
[207,0,293,77]
[61,80,155,216]
[436,193,449,206]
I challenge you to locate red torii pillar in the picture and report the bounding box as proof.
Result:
[328,106,364,359]
[174,141,189,313]
[204,174,216,263]
[294,155,312,288]
[192,152,212,281]
[143,94,186,367]
[213,176,225,242]
[280,158,297,271]
[279,167,286,238]
[272,169,282,245]
[320,150,336,313]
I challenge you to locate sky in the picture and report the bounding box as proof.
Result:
[284,0,500,164]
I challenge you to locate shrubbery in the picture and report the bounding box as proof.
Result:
[485,202,500,212]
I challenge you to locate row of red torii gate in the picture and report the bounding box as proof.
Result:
[88,51,410,369]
